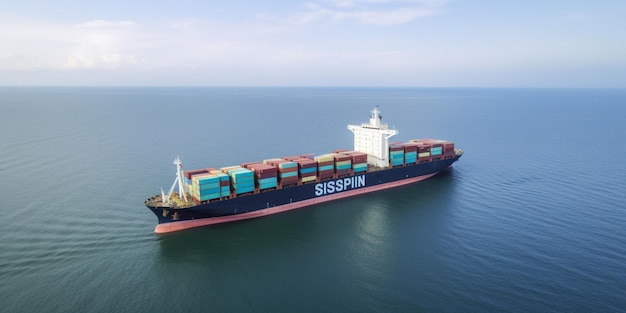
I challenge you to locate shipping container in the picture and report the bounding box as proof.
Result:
[280,171,298,179]
[184,169,210,180]
[299,167,317,174]
[318,164,334,172]
[280,176,299,186]
[314,154,335,163]
[353,163,367,173]
[318,171,334,179]
[401,143,419,152]
[257,177,278,185]
[301,176,317,183]
[336,169,350,176]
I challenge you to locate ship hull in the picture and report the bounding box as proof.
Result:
[147,156,460,233]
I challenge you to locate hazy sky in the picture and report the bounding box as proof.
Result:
[1,0,625,87]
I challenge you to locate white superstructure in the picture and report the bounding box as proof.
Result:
[347,107,398,168]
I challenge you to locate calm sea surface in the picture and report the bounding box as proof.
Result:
[0,87,625,312]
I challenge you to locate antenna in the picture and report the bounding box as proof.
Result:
[164,156,188,203]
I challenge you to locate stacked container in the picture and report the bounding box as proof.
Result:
[209,170,231,197]
[244,163,278,190]
[264,159,299,186]
[294,158,318,183]
[414,139,455,160]
[345,151,368,173]
[191,174,222,201]
[417,143,431,162]
[401,143,418,165]
[442,142,455,158]
[315,154,335,179]
[221,166,255,195]
[334,154,352,177]
[389,144,405,167]
[430,144,443,158]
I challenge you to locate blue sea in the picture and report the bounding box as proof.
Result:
[0,87,625,312]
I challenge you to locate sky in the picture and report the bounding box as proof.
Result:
[1,0,625,87]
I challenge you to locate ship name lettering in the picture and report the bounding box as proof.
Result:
[314,175,366,196]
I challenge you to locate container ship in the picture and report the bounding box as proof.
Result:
[145,107,463,233]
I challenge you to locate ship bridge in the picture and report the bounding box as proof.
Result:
[347,107,397,168]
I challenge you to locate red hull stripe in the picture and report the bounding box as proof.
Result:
[154,172,438,234]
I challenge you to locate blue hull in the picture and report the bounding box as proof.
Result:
[146,156,460,229]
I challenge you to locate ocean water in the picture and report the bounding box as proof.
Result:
[0,87,625,312]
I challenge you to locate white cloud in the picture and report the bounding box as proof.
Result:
[0,18,148,71]
[78,19,137,28]
[291,0,446,25]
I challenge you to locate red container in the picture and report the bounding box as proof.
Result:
[401,143,419,152]
[247,163,277,173]
[317,160,334,167]
[184,169,209,179]
[443,142,456,158]
[336,169,350,176]
[318,171,334,179]
[280,176,299,185]
[389,144,404,152]
[255,172,276,179]
[333,154,352,162]
[417,143,432,151]
[299,154,315,160]
[240,162,260,168]
[281,156,303,161]
[279,167,298,173]
[333,149,350,154]
[345,151,367,164]
[294,158,317,168]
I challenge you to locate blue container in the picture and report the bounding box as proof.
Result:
[198,187,220,195]
[318,164,334,172]
[197,193,220,201]
[300,167,317,174]
[259,181,277,189]
[197,182,220,190]
[232,176,254,184]
[229,169,254,179]
[220,186,230,193]
[431,147,442,155]
[258,177,278,185]
[336,164,351,170]
[280,162,298,169]
[216,174,230,182]
[280,171,298,178]
[234,181,254,189]
[353,163,367,172]
[235,186,254,194]
[391,159,404,166]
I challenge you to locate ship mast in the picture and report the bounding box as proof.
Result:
[164,156,188,203]
[347,106,398,168]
